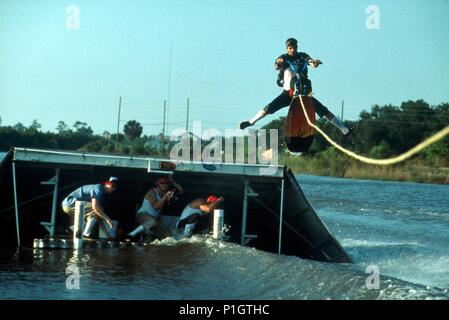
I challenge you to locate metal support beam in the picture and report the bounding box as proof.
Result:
[241,180,261,246]
[41,168,61,237]
[278,179,285,254]
[50,168,60,237]
[12,162,21,247]
[244,234,258,245]
[247,186,258,197]
[241,179,249,245]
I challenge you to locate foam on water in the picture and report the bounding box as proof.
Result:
[134,236,449,300]
[298,174,449,292]
[341,239,424,248]
[0,235,448,299]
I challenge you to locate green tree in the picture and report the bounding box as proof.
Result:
[102,130,111,140]
[396,100,433,152]
[120,145,131,155]
[431,103,449,132]
[28,120,42,132]
[101,143,115,154]
[13,122,26,132]
[369,140,393,159]
[130,138,146,155]
[425,140,449,166]
[73,121,93,136]
[79,140,104,152]
[124,120,143,141]
[56,121,71,134]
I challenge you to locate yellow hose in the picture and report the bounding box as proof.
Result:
[296,96,449,165]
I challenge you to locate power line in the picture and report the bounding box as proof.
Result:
[361,119,444,125]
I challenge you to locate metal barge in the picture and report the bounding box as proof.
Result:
[0,147,352,263]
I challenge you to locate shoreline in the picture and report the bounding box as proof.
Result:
[284,157,449,185]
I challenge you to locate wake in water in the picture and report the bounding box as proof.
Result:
[0,235,448,300]
[299,174,449,296]
[173,236,449,300]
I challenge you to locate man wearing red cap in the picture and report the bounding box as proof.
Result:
[127,175,183,241]
[175,195,224,238]
[61,176,118,239]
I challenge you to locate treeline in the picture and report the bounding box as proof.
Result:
[1,99,448,170]
[0,118,167,157]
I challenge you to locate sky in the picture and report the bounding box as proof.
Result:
[0,0,448,136]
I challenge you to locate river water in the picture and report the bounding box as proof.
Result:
[0,174,448,300]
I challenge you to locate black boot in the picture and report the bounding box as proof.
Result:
[239,121,252,130]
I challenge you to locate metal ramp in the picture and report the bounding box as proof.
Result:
[0,147,352,263]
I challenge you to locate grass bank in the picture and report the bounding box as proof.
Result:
[282,148,449,184]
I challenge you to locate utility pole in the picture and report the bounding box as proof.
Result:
[162,100,167,152]
[116,96,122,150]
[341,100,344,121]
[186,98,190,133]
[167,44,173,133]
[340,100,344,145]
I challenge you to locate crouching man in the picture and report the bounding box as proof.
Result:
[61,177,118,239]
[127,176,184,242]
[176,195,224,238]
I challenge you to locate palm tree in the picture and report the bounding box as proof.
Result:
[124,120,143,141]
